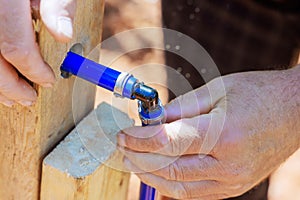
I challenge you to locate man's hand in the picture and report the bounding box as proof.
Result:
[117,66,300,199]
[0,0,76,107]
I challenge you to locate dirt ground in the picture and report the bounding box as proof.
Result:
[98,0,300,199]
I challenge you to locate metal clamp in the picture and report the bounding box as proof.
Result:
[113,72,138,99]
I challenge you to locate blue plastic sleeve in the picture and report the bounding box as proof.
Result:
[61,51,121,92]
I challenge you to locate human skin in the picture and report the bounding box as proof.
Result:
[0,0,76,107]
[117,65,300,199]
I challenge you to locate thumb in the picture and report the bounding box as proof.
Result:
[118,114,215,156]
[165,77,226,122]
[40,0,77,42]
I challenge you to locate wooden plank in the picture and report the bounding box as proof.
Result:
[0,1,104,199]
[41,102,133,200]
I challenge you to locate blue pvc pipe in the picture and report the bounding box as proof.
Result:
[139,106,163,200]
[61,51,159,200]
[61,51,121,92]
[140,182,156,200]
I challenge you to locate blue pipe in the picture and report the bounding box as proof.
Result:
[140,182,156,200]
[61,50,164,200]
[139,103,165,200]
[61,51,120,91]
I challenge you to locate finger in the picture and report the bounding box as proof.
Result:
[151,155,223,182]
[0,93,15,107]
[40,0,76,42]
[165,77,226,122]
[118,114,220,156]
[122,150,223,181]
[0,0,56,87]
[120,148,177,173]
[0,55,37,106]
[124,159,223,199]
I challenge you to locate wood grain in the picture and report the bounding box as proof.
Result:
[41,103,132,200]
[0,0,104,199]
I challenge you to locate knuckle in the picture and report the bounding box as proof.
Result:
[152,138,165,150]
[174,191,188,199]
[1,43,31,69]
[0,77,18,92]
[168,161,183,180]
[151,126,169,150]
[167,134,183,156]
[158,183,188,199]
[168,141,178,156]
[168,164,177,180]
[173,183,189,199]
[169,162,177,180]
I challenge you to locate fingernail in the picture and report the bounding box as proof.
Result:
[118,133,126,147]
[57,16,73,38]
[41,83,54,88]
[1,101,15,107]
[18,100,34,107]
